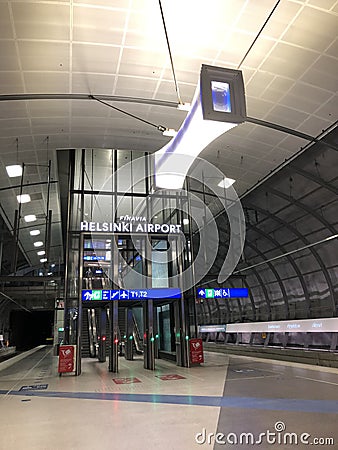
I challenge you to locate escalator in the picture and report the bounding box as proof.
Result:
[81,309,90,357]
[81,307,143,359]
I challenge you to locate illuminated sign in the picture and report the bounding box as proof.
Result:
[196,288,248,299]
[83,255,105,261]
[80,221,181,234]
[198,325,227,333]
[82,288,181,301]
[226,318,338,333]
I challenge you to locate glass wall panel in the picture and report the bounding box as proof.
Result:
[84,149,112,192]
[152,240,169,288]
[132,152,146,194]
[70,193,82,231]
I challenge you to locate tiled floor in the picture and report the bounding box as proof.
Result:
[1,346,337,449]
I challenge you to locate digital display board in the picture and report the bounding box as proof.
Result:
[196,288,249,299]
[82,288,181,301]
[211,81,231,112]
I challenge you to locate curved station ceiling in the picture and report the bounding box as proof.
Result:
[0,0,337,273]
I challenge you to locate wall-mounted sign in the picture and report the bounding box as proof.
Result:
[226,317,338,334]
[198,325,227,333]
[82,288,181,301]
[196,288,248,299]
[80,221,182,234]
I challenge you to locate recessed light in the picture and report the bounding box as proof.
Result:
[6,165,22,178]
[17,194,31,203]
[33,241,44,248]
[24,214,36,222]
[40,258,47,263]
[30,230,40,236]
[37,250,45,256]
[218,177,235,188]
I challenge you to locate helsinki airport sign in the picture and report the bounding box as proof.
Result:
[80,216,182,234]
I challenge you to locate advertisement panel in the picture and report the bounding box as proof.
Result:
[189,338,204,364]
[58,345,75,374]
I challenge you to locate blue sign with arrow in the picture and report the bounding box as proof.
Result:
[82,288,181,301]
[196,288,248,299]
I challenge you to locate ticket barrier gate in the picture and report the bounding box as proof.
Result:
[124,308,134,361]
[97,308,107,363]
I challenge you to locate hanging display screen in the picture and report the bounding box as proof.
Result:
[200,64,246,123]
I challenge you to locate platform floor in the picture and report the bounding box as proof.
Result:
[0,346,338,449]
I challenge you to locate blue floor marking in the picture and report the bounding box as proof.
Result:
[1,390,338,413]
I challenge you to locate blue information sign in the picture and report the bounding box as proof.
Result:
[196,288,248,299]
[82,288,181,301]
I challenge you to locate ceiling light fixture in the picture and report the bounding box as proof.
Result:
[177,103,191,111]
[40,258,47,263]
[24,214,36,223]
[37,250,45,256]
[6,165,22,178]
[33,241,44,248]
[183,218,189,225]
[6,138,22,178]
[218,177,236,188]
[154,65,246,189]
[30,230,40,236]
[162,128,177,137]
[17,194,31,204]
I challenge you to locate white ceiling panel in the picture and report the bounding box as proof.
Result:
[12,2,70,41]
[260,76,295,103]
[23,72,70,93]
[297,115,333,136]
[262,104,309,129]
[72,43,120,73]
[315,94,338,120]
[27,100,71,117]
[325,37,338,57]
[282,6,338,52]
[18,41,70,71]
[73,4,126,45]
[259,42,318,79]
[2,40,21,71]
[261,1,302,40]
[0,71,24,94]
[72,73,116,95]
[300,55,338,92]
[280,82,334,113]
[0,3,13,39]
[0,101,27,120]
